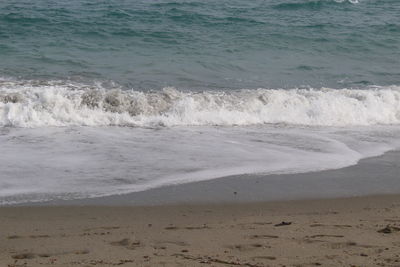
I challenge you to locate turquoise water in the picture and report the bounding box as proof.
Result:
[1,0,399,89]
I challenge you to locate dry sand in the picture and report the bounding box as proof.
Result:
[2,195,400,267]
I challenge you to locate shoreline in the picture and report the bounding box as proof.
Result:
[2,194,400,266]
[2,145,400,266]
[15,149,400,207]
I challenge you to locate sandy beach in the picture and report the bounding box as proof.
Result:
[1,0,400,266]
[2,194,400,267]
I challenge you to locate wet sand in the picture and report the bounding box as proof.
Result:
[2,194,400,267]
[34,150,400,206]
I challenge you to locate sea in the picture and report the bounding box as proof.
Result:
[0,0,400,205]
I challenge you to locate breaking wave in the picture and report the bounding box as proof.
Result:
[1,79,400,128]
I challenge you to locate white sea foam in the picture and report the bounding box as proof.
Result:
[1,125,400,205]
[2,79,400,205]
[334,0,359,3]
[0,79,400,128]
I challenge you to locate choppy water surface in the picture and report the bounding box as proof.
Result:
[0,0,400,204]
[1,0,399,89]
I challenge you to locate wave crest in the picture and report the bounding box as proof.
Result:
[0,79,399,127]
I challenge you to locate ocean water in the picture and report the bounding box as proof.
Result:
[1,0,399,89]
[1,0,400,204]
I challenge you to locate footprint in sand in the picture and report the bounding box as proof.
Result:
[226,243,270,251]
[11,250,89,260]
[12,253,35,259]
[164,225,179,230]
[185,225,210,230]
[111,238,130,246]
[307,234,344,238]
[163,224,210,230]
[8,234,50,239]
[157,240,188,247]
[110,238,141,250]
[327,241,374,249]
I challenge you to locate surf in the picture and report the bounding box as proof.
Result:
[1,79,400,128]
